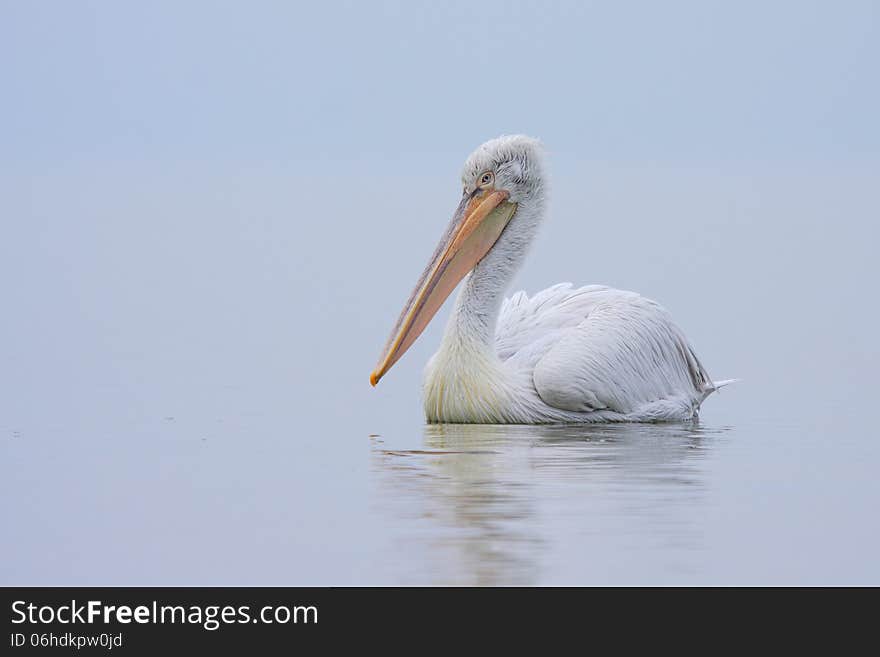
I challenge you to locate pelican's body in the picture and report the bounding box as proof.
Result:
[424,283,717,423]
[371,136,730,424]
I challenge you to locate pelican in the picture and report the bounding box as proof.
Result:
[370,135,732,423]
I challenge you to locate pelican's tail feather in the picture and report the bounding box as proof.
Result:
[709,378,740,390]
[698,378,739,403]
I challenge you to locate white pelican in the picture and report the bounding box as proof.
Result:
[370,135,731,423]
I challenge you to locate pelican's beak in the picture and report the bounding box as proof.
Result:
[370,189,517,386]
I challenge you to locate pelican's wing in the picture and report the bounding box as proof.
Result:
[496,285,711,414]
[495,283,612,362]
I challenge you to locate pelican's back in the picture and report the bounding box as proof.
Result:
[496,283,720,422]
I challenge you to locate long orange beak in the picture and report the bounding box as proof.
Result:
[370,189,517,386]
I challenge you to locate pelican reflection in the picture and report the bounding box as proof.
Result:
[370,422,728,585]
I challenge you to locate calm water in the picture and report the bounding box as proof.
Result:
[1,165,878,585]
[371,417,878,585]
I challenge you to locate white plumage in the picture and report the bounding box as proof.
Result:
[424,282,728,423]
[373,135,731,423]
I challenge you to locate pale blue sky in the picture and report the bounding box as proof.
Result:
[1,1,878,170]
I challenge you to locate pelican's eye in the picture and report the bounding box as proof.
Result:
[478,171,494,189]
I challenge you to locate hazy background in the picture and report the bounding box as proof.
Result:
[1,1,878,584]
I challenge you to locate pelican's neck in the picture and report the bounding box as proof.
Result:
[445,251,512,349]
[439,197,542,355]
[424,193,544,423]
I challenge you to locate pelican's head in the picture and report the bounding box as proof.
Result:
[370,135,546,386]
[459,134,545,204]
